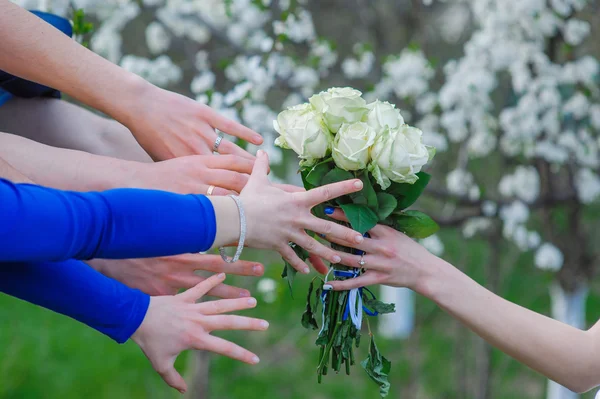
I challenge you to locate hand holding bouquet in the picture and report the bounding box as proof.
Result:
[274,87,438,397]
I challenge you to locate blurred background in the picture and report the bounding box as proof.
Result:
[3,0,600,398]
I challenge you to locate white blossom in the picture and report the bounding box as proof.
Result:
[535,243,564,271]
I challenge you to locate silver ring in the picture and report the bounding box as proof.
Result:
[358,253,366,267]
[212,132,224,154]
[206,185,216,196]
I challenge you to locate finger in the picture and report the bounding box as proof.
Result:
[157,365,188,394]
[188,255,264,276]
[334,252,385,271]
[310,216,364,247]
[280,244,310,274]
[307,253,328,275]
[320,232,384,256]
[196,297,257,315]
[274,183,306,193]
[217,139,257,161]
[303,179,363,207]
[203,315,269,332]
[325,208,389,237]
[205,169,250,192]
[248,150,270,183]
[179,273,226,302]
[211,186,237,196]
[292,232,342,264]
[198,335,260,365]
[324,271,382,291]
[205,155,255,174]
[206,109,264,146]
[206,282,252,299]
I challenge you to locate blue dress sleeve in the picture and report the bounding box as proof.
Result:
[0,179,217,262]
[0,259,149,343]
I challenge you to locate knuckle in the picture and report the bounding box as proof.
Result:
[321,222,333,235]
[321,186,333,201]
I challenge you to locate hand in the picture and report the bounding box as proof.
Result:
[236,150,366,274]
[131,273,268,394]
[133,154,254,195]
[87,254,264,296]
[320,209,438,293]
[126,87,263,161]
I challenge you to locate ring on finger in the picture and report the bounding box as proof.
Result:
[213,131,224,154]
[207,185,216,196]
[358,253,366,267]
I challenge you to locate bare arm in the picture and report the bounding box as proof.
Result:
[0,0,262,160]
[0,156,34,183]
[325,212,600,394]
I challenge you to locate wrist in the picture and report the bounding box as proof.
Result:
[412,256,453,302]
[104,73,156,128]
[208,196,241,248]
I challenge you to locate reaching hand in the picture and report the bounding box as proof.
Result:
[238,150,366,274]
[319,209,437,292]
[131,273,268,393]
[128,87,263,161]
[87,254,263,296]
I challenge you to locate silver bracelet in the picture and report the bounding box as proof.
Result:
[219,195,246,263]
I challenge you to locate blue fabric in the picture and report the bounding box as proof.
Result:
[0,10,72,105]
[0,179,217,342]
[0,179,217,261]
[0,259,149,344]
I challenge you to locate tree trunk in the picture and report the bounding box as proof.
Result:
[546,283,588,399]
[185,349,211,398]
[378,286,415,339]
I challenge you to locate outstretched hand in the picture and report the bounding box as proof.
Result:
[239,150,365,274]
[131,273,268,394]
[129,88,263,161]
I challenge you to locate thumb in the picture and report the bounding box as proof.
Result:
[159,365,188,394]
[249,150,270,183]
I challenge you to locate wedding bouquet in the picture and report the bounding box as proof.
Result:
[274,87,438,397]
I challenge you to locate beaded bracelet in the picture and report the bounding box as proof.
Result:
[219,195,246,263]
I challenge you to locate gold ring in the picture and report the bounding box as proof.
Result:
[207,185,216,196]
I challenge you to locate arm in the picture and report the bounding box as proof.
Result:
[0,156,33,183]
[325,212,600,394]
[0,1,262,160]
[0,259,149,343]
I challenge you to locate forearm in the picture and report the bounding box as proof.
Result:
[0,156,33,183]
[423,259,599,393]
[0,132,141,190]
[0,1,151,126]
[0,259,149,343]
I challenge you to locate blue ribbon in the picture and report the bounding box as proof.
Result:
[319,269,380,332]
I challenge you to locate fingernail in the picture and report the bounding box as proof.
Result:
[364,232,370,238]
[324,206,334,215]
[355,235,364,243]
[218,273,226,279]
[353,180,363,189]
[323,284,332,291]
[318,233,326,238]
[247,297,257,306]
[252,355,260,364]
[239,291,251,298]
[356,250,364,256]
[254,135,263,144]
[179,389,186,394]
[252,264,263,275]
[332,255,341,263]
[303,267,310,274]
[260,320,269,329]
[257,149,264,157]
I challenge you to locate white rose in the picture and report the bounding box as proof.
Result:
[365,100,404,133]
[309,87,368,133]
[369,125,435,189]
[274,103,332,163]
[332,122,377,171]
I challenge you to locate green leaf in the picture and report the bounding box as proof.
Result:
[301,280,320,330]
[339,204,378,235]
[361,335,392,397]
[300,169,316,191]
[375,193,397,221]
[387,172,431,210]
[392,210,439,239]
[351,172,378,210]
[322,167,354,186]
[363,298,396,314]
[305,161,332,186]
[281,261,297,297]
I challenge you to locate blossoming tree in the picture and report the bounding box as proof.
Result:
[13,0,600,397]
